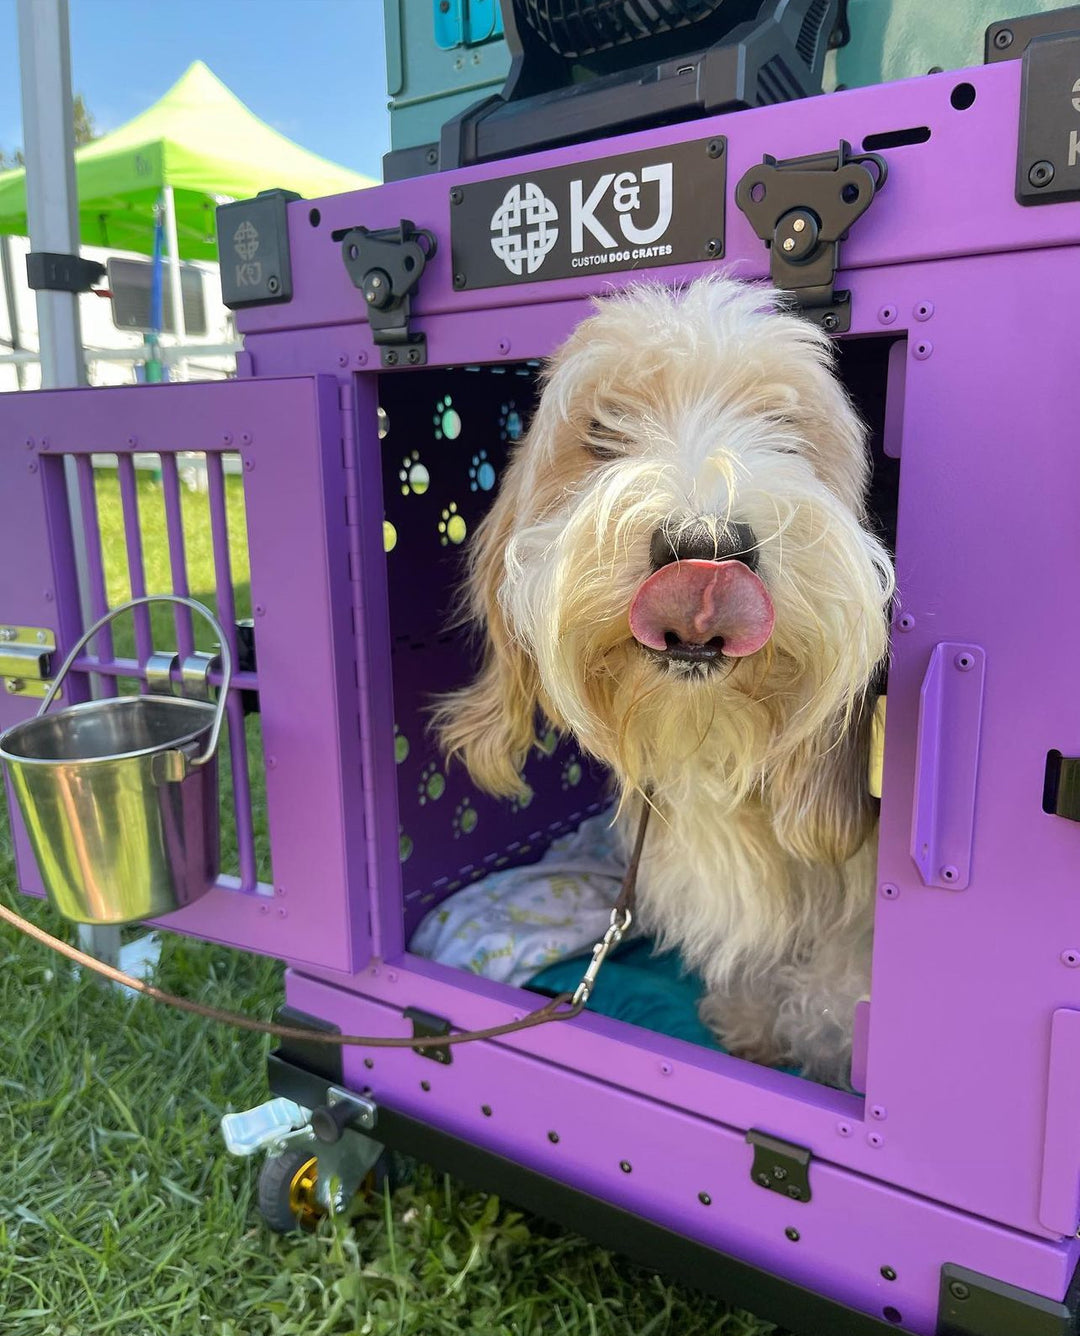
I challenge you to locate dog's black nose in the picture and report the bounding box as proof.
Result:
[649,521,758,572]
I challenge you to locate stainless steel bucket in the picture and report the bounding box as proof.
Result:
[0,596,232,925]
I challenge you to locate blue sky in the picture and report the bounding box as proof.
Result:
[0,0,391,179]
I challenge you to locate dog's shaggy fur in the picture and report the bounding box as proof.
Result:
[435,276,894,1086]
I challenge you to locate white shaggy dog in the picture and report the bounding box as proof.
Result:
[436,276,894,1086]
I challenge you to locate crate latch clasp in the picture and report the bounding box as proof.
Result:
[333,219,438,368]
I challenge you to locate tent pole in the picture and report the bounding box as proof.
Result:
[16,0,120,969]
[163,185,187,378]
[0,236,25,390]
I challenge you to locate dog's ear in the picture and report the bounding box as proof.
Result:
[432,467,542,799]
[766,694,878,866]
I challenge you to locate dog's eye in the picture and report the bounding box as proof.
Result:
[584,419,627,462]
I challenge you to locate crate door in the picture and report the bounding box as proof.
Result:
[0,375,369,974]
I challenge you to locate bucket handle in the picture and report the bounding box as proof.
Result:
[38,595,233,769]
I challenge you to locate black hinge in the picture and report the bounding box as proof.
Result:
[938,1261,1080,1336]
[1043,751,1080,821]
[333,220,437,368]
[747,1130,812,1203]
[25,252,105,294]
[734,140,887,332]
[403,1006,453,1064]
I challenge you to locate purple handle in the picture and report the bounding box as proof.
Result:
[910,643,986,890]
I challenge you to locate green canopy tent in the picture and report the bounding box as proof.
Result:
[0,59,372,262]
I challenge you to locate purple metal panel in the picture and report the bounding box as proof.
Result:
[0,379,369,973]
[284,969,1080,1336]
[237,62,1080,341]
[1040,1009,1080,1237]
[910,643,985,890]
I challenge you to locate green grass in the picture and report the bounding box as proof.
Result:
[0,469,775,1335]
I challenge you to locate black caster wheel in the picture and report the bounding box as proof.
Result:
[258,1147,325,1234]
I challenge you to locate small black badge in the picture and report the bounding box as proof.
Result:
[1016,31,1080,206]
[450,138,726,291]
[216,189,299,309]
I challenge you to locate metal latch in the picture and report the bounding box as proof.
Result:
[735,140,887,331]
[747,1129,812,1203]
[334,219,437,368]
[403,1006,453,1064]
[0,625,56,699]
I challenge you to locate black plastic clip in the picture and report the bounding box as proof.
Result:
[1043,751,1080,821]
[333,220,437,368]
[734,140,887,331]
[747,1130,812,1203]
[25,252,106,295]
[403,1006,453,1064]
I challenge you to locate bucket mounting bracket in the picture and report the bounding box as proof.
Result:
[0,624,55,700]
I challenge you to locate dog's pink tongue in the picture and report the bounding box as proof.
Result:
[629,559,775,658]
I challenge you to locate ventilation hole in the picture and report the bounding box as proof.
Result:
[308,208,321,227]
[950,82,976,110]
[841,182,861,204]
[862,126,931,151]
[404,254,415,272]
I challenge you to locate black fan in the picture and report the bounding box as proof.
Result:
[428,0,847,172]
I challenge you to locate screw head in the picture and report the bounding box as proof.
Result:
[698,1191,712,1205]
[1029,160,1055,189]
[266,275,280,295]
[782,237,796,252]
[426,148,438,166]
[705,238,722,258]
[993,27,1013,49]
[772,1166,788,1180]
[384,350,399,366]
[619,1160,632,1173]
[785,1227,800,1242]
[821,312,839,332]
[481,1104,492,1116]
[453,272,466,289]
[757,1172,772,1188]
[406,348,421,365]
[449,187,464,206]
[547,1131,560,1144]
[706,138,725,158]
[950,1281,970,1301]
[881,1266,897,1282]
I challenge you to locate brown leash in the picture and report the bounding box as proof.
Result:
[0,796,651,1051]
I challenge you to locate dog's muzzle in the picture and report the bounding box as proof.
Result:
[631,524,774,666]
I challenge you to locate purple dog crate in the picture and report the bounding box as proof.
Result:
[5,39,1080,1336]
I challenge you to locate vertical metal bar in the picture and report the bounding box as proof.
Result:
[117,455,152,671]
[74,455,113,662]
[207,453,257,891]
[0,236,25,390]
[163,185,187,381]
[159,454,195,659]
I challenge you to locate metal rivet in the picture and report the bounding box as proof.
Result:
[27,461,37,473]
[897,613,915,631]
[792,218,805,233]
[950,1281,970,1301]
[941,865,959,883]
[1028,160,1055,188]
[659,1061,673,1075]
[356,351,368,366]
[1061,950,1080,968]
[821,312,839,332]
[24,437,34,449]
[266,755,277,769]
[385,350,399,366]
[337,353,348,367]
[782,237,796,252]
[914,301,934,322]
[881,1266,897,1281]
[453,273,466,289]
[913,341,933,360]
[619,1160,632,1174]
[837,1121,852,1137]
[222,432,233,445]
[757,1172,772,1187]
[698,1192,712,1205]
[243,458,254,471]
[548,1131,560,1144]
[498,338,511,355]
[363,1058,374,1069]
[993,27,1013,49]
[871,1105,888,1121]
[954,652,975,671]
[127,435,138,447]
[255,604,266,617]
[785,1227,800,1242]
[880,883,900,900]
[878,305,897,325]
[241,432,252,445]
[868,1131,885,1148]
[706,139,724,157]
[772,1166,788,1180]
[266,276,280,295]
